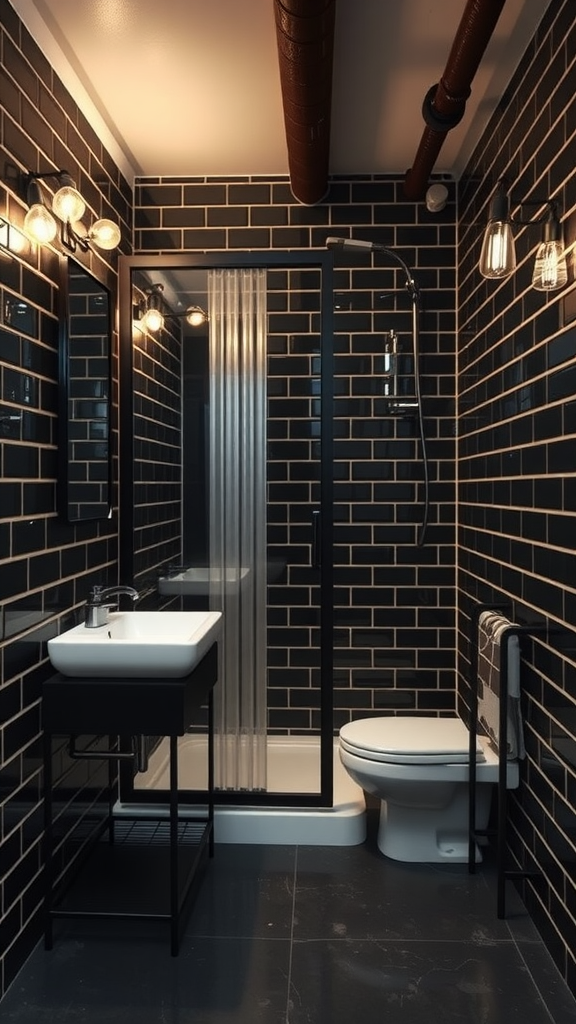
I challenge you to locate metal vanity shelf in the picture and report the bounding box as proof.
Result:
[42,644,217,956]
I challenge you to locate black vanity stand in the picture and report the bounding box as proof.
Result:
[42,643,217,956]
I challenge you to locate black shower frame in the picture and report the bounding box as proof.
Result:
[118,250,335,808]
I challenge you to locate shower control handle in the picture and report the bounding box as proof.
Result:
[386,398,419,416]
[383,330,398,397]
[311,509,321,568]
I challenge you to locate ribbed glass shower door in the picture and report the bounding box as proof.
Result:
[206,259,333,800]
[208,268,268,792]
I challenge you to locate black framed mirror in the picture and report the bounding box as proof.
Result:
[58,257,113,521]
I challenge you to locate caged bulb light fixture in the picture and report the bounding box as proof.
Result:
[531,206,568,292]
[479,179,568,292]
[136,286,209,333]
[139,283,165,332]
[22,170,121,253]
[183,305,209,327]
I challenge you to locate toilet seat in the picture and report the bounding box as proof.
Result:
[339,716,485,765]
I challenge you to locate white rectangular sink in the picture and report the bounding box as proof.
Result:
[158,567,249,596]
[47,610,222,679]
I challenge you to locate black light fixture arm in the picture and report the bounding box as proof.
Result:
[146,282,164,302]
[58,220,90,254]
[23,170,88,253]
[20,167,121,253]
[487,179,562,226]
[136,283,208,329]
[509,197,561,227]
[24,167,74,185]
[480,180,566,290]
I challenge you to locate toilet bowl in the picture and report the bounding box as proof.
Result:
[339,715,519,863]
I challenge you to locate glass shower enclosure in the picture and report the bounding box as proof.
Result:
[118,250,334,807]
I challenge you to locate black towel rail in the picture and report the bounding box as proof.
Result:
[467,603,547,918]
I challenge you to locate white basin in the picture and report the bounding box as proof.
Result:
[47,610,222,678]
[158,567,249,596]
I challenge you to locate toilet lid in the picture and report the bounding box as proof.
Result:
[339,716,485,764]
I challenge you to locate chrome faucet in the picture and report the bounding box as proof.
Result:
[85,585,140,628]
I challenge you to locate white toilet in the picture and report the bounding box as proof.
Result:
[339,715,519,863]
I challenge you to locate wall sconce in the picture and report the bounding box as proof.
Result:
[136,286,209,333]
[139,283,165,332]
[531,207,568,292]
[479,180,568,292]
[183,305,209,327]
[22,170,121,253]
[0,217,29,260]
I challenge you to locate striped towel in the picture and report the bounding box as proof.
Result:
[477,611,524,759]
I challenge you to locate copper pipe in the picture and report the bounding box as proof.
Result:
[404,0,506,200]
[274,0,336,205]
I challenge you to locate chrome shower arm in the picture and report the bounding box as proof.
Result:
[325,236,420,300]
[371,243,419,301]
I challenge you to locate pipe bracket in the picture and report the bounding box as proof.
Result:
[421,84,467,133]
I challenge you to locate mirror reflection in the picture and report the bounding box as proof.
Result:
[59,258,112,521]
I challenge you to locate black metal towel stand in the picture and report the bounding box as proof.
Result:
[467,603,546,917]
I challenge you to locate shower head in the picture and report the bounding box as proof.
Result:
[325,236,419,300]
[326,236,376,252]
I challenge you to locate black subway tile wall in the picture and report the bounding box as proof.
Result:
[457,0,576,994]
[0,2,131,997]
[266,265,324,732]
[5,0,576,1005]
[131,314,182,587]
[134,174,457,729]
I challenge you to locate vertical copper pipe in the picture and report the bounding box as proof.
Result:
[404,0,507,200]
[274,0,336,205]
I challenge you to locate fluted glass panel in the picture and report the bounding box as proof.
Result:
[209,268,267,791]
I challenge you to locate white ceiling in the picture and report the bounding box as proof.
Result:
[12,0,545,187]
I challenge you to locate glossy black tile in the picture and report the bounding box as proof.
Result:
[0,480,22,518]
[0,929,291,1024]
[3,442,39,478]
[288,938,564,1024]
[1,829,575,1023]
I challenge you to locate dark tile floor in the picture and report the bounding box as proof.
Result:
[2,807,576,1024]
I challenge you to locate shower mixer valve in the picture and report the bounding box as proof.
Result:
[382,331,398,397]
[381,330,419,415]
